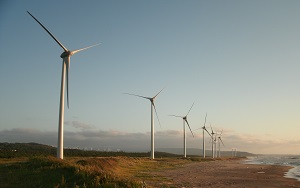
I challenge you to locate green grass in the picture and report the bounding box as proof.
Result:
[0,143,244,187]
[0,156,143,188]
[0,156,226,188]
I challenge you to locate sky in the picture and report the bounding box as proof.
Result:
[0,0,299,155]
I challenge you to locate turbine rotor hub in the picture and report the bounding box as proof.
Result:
[60,51,71,58]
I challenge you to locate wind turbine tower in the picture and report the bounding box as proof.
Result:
[232,148,237,157]
[210,124,215,158]
[123,89,163,159]
[217,130,224,158]
[170,103,195,158]
[202,113,211,158]
[214,134,218,157]
[27,11,99,159]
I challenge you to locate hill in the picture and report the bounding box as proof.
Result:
[0,142,181,158]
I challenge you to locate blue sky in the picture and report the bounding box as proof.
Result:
[0,0,299,154]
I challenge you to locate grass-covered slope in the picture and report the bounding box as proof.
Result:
[0,156,144,188]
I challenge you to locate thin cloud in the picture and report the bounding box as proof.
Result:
[65,120,95,130]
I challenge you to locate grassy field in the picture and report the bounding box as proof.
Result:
[0,155,213,188]
[0,143,233,187]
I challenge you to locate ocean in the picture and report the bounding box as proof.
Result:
[244,155,300,181]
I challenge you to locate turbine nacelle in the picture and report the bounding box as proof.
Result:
[150,97,155,103]
[60,51,71,58]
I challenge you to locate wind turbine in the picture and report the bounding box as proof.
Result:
[202,113,211,158]
[27,11,99,159]
[217,129,225,158]
[210,124,216,158]
[169,103,195,158]
[123,88,164,159]
[231,148,237,157]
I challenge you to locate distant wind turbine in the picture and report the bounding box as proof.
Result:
[27,11,99,159]
[214,132,218,157]
[202,113,211,158]
[217,129,225,158]
[210,124,216,158]
[123,88,164,159]
[231,148,237,157]
[169,103,195,158]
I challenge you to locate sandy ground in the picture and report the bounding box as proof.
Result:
[147,158,300,188]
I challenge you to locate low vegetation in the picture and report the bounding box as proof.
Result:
[0,143,191,187]
[0,143,244,187]
[0,156,146,187]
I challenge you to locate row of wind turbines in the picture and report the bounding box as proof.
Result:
[123,90,225,159]
[27,11,226,160]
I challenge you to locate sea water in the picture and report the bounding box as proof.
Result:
[244,155,300,181]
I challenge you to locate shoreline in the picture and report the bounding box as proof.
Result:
[147,158,300,187]
[243,156,300,182]
[285,166,300,181]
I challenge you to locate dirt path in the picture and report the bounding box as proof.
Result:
[145,158,300,188]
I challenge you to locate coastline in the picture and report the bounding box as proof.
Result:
[244,155,300,182]
[148,158,300,187]
[285,166,300,182]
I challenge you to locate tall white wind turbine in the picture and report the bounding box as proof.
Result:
[210,124,216,158]
[217,129,225,158]
[214,132,218,157]
[27,11,99,159]
[170,103,195,158]
[202,113,211,158]
[123,88,164,159]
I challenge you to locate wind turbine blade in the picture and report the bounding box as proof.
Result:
[204,113,207,127]
[204,128,212,137]
[27,11,68,52]
[210,123,214,134]
[220,129,223,136]
[152,102,161,128]
[168,115,182,118]
[64,57,70,109]
[153,87,165,99]
[185,119,194,137]
[71,43,100,55]
[122,93,150,100]
[186,102,195,116]
[220,137,225,146]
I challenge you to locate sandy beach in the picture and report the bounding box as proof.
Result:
[147,158,300,188]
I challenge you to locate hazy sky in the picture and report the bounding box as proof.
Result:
[0,0,299,154]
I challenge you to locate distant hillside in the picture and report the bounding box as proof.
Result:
[0,142,181,158]
[0,142,56,157]
[0,143,254,158]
